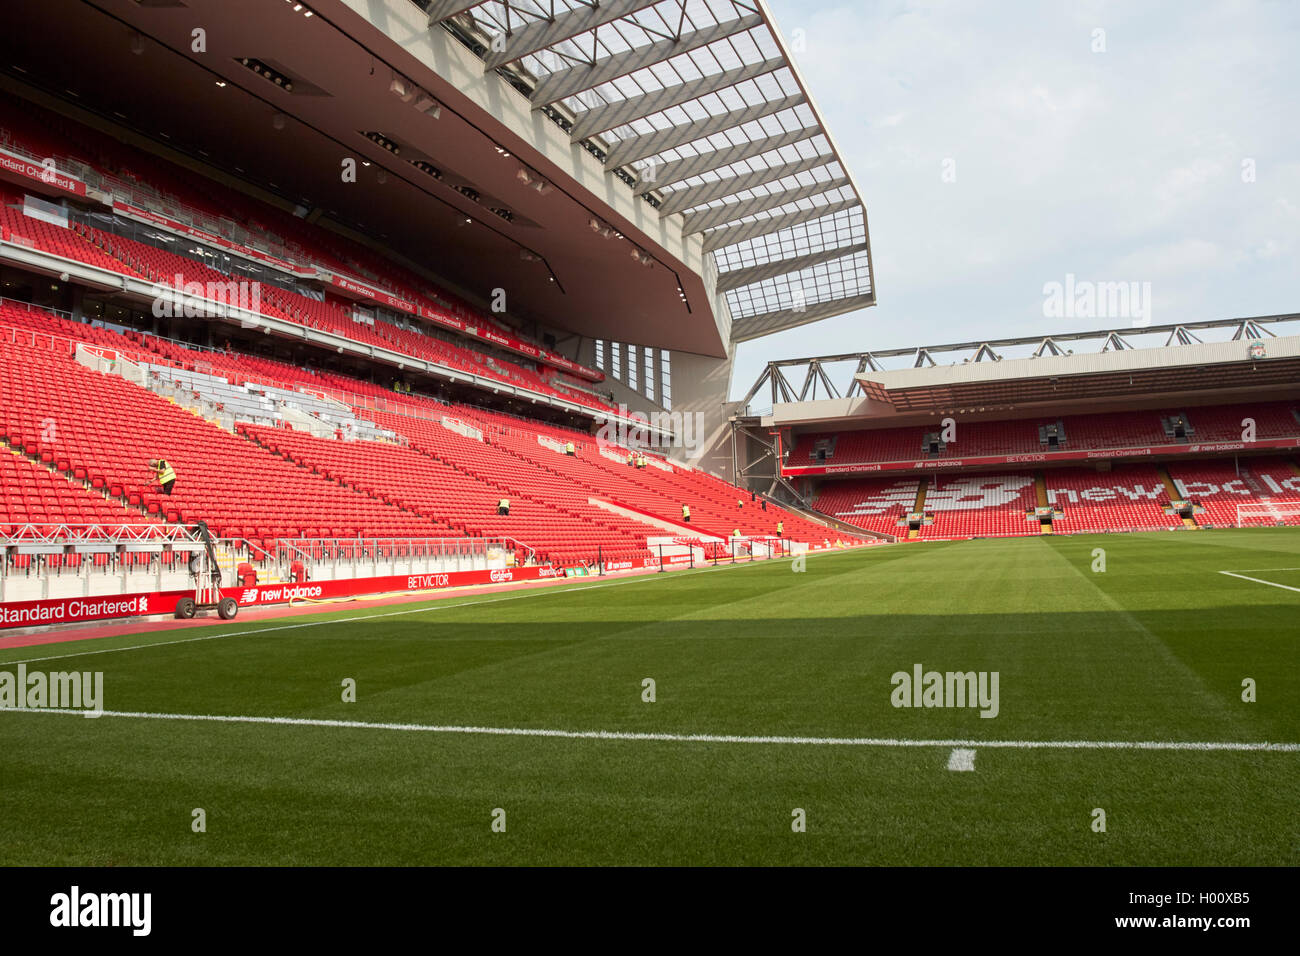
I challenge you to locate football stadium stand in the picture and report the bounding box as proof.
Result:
[790,403,1300,467]
[1,94,618,419]
[0,298,853,601]
[1,6,1294,627]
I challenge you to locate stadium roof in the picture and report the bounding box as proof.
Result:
[421,0,876,341]
[739,314,1300,426]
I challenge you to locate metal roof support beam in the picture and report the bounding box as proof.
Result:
[715,242,868,292]
[797,363,817,401]
[700,198,858,252]
[530,13,764,105]
[738,364,773,407]
[815,361,840,399]
[739,313,1300,395]
[657,153,834,216]
[728,292,876,343]
[482,0,651,70]
[1164,326,1203,347]
[772,365,797,404]
[682,177,850,234]
[569,57,786,140]
[605,92,805,168]
[1233,319,1274,339]
[632,125,821,194]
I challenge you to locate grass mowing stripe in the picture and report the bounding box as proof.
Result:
[1044,537,1250,729]
[3,707,1298,751]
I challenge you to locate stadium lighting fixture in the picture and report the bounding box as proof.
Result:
[516,166,552,195]
[240,57,295,93]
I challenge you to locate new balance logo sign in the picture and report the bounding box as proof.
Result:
[240,589,258,604]
[50,886,151,936]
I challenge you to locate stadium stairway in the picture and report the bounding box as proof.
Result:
[1034,473,1053,535]
[909,478,928,539]
[1157,465,1199,528]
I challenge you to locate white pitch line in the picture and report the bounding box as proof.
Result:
[1217,570,1300,594]
[3,707,1298,752]
[947,747,976,771]
[0,563,733,666]
[1219,568,1300,573]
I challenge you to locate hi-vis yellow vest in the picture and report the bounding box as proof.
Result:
[499,498,510,509]
[157,462,176,484]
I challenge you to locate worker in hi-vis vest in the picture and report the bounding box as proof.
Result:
[497,498,510,516]
[776,520,784,538]
[565,441,575,456]
[732,527,741,539]
[682,505,691,523]
[626,451,635,466]
[737,498,744,509]
[152,458,177,495]
[636,454,646,469]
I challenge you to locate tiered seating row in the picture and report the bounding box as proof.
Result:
[1043,467,1183,533]
[242,424,651,566]
[0,340,442,549]
[792,403,1300,467]
[1,92,610,405]
[1169,459,1300,527]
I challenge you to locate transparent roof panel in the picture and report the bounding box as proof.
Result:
[422,0,874,335]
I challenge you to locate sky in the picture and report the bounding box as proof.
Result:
[728,0,1299,399]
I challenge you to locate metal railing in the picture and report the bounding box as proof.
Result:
[0,529,530,602]
[271,536,525,583]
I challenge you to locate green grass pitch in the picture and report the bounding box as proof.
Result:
[1,529,1296,866]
